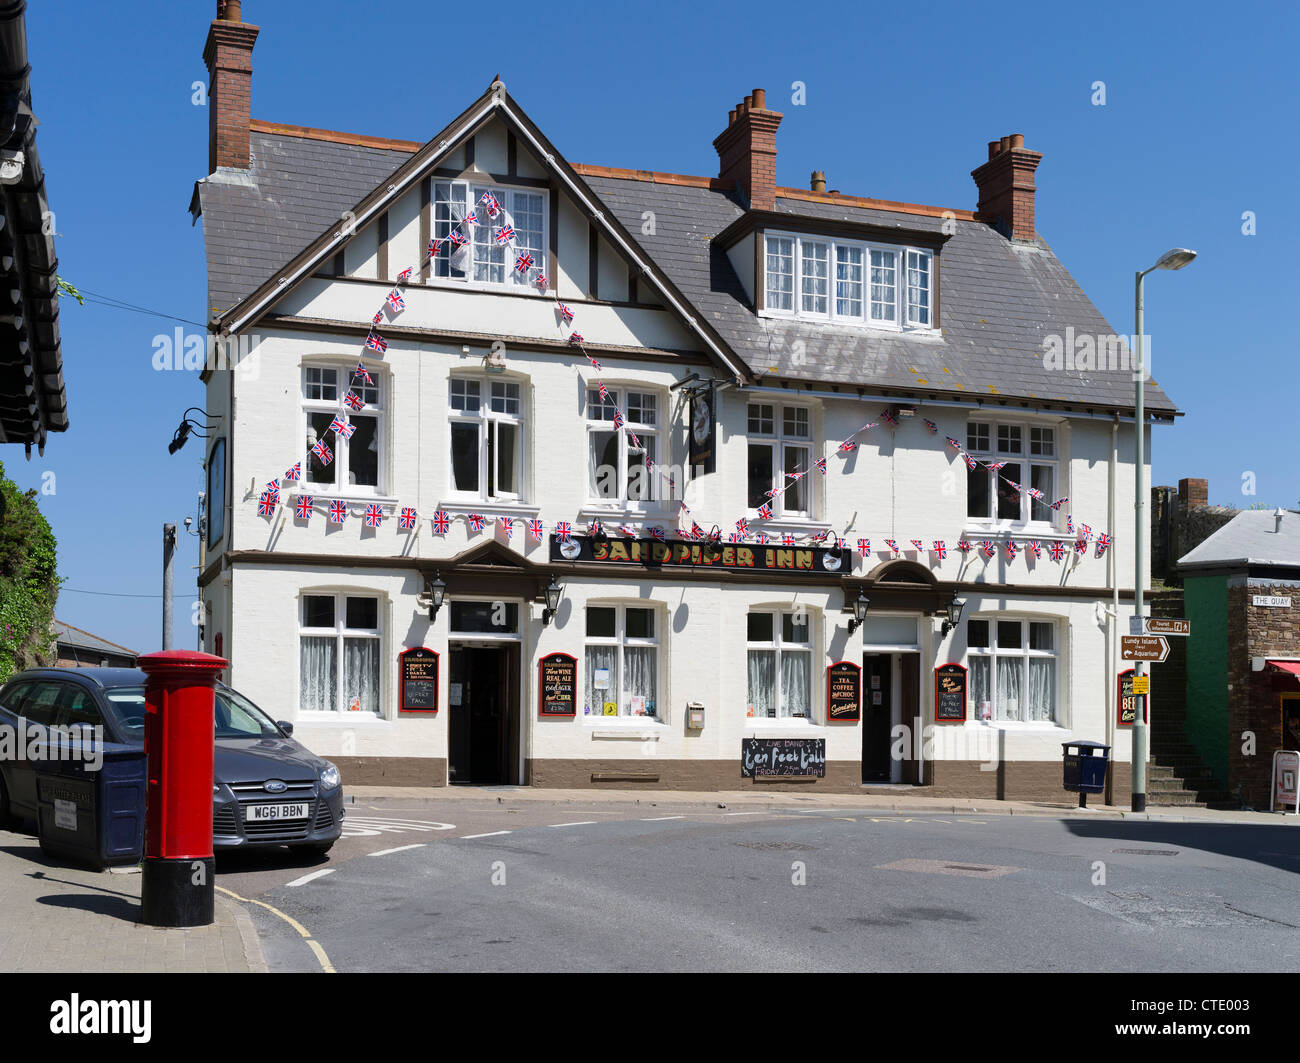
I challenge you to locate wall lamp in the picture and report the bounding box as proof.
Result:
[418,571,446,622]
[702,526,723,561]
[168,407,221,454]
[847,591,870,635]
[940,596,966,638]
[542,577,564,626]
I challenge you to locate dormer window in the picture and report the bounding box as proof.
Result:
[432,180,547,290]
[762,231,933,329]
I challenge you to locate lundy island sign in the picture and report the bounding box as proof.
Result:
[550,535,848,575]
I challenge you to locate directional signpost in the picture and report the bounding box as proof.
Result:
[1145,617,1190,637]
[1121,635,1171,664]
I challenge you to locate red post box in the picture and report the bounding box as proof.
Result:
[137,649,228,927]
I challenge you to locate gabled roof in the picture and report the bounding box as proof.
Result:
[1178,509,1300,571]
[52,619,137,658]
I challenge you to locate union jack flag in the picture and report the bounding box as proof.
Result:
[858,538,870,556]
[618,524,635,538]
[257,490,277,517]
[691,523,705,540]
[556,521,573,541]
[1096,533,1112,556]
[958,539,973,553]
[397,267,413,284]
[353,362,373,385]
[727,532,740,543]
[284,462,302,482]
[1074,536,1088,554]
[480,191,501,217]
[628,433,640,449]
[755,533,771,545]
[557,303,575,324]
[881,408,899,427]
[427,238,442,258]
[911,540,924,552]
[514,251,534,273]
[432,510,451,535]
[365,330,387,353]
[1027,487,1044,500]
[328,416,347,437]
[597,383,608,401]
[1006,540,1019,559]
[264,480,281,500]
[295,495,314,520]
[838,440,857,452]
[463,211,478,227]
[386,288,405,312]
[329,500,347,524]
[987,461,1007,472]
[494,225,515,245]
[1079,524,1092,542]
[1049,540,1066,561]
[923,418,939,434]
[788,470,805,481]
[311,439,333,465]
[498,516,513,538]
[528,519,544,542]
[933,540,947,560]
[336,420,355,441]
[1006,480,1023,494]
[467,513,485,533]
[885,539,899,555]
[612,410,624,429]
[399,507,418,530]
[587,355,601,372]
[981,540,996,558]
[649,526,666,541]
[447,229,467,247]
[535,273,549,289]
[757,504,773,521]
[569,332,585,346]
[1066,514,1074,534]
[815,457,828,475]
[735,518,750,538]
[373,309,384,325]
[1028,539,1043,558]
[782,534,796,546]
[963,452,978,470]
[946,436,962,450]
[364,504,384,528]
[344,391,366,411]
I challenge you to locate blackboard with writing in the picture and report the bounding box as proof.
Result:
[1117,669,1143,727]
[826,661,861,722]
[934,663,967,723]
[741,738,826,777]
[399,647,439,713]
[539,653,577,717]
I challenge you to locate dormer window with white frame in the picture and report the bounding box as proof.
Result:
[432,180,546,289]
[762,231,934,329]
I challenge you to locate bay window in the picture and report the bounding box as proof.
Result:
[300,594,382,715]
[432,180,546,289]
[747,611,813,719]
[587,387,659,503]
[966,420,1059,526]
[303,365,382,491]
[584,605,658,719]
[747,403,812,518]
[968,618,1057,723]
[449,376,525,502]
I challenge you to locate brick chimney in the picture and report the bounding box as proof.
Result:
[970,134,1042,242]
[203,0,259,173]
[713,89,782,211]
[1179,477,1209,510]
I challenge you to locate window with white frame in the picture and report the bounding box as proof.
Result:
[299,594,382,715]
[967,618,1057,723]
[747,403,813,517]
[432,181,546,289]
[966,420,1059,525]
[763,232,933,329]
[746,610,813,719]
[303,366,383,491]
[585,605,658,719]
[449,376,526,502]
[587,387,659,503]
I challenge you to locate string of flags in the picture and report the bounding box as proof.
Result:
[251,189,1114,566]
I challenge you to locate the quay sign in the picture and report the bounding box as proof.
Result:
[549,535,849,575]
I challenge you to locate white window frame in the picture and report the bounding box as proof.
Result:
[431,180,548,293]
[747,402,815,519]
[302,364,385,496]
[583,603,662,722]
[965,419,1060,530]
[298,592,384,718]
[967,616,1059,726]
[585,385,662,507]
[746,609,816,721]
[447,374,527,504]
[761,230,935,331]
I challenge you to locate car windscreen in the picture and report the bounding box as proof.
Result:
[215,687,283,739]
[104,687,147,736]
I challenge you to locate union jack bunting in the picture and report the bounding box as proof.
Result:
[1079,524,1092,542]
[344,391,366,411]
[329,500,347,524]
[373,310,384,325]
[815,457,828,474]
[618,523,636,539]
[612,410,624,429]
[328,416,347,437]
[353,363,373,385]
[986,462,1007,472]
[556,521,573,541]
[933,540,947,560]
[1095,532,1112,556]
[557,303,575,324]
[498,516,513,538]
[1027,487,1044,500]
[463,211,478,227]
[427,238,442,258]
[365,330,387,353]
[257,490,277,517]
[735,518,750,537]
[587,355,601,371]
[284,462,302,482]
[528,519,544,542]
[838,440,857,452]
[494,225,515,245]
[757,504,773,521]
[885,539,900,555]
[858,538,870,556]
[727,532,740,543]
[396,267,413,284]
[447,229,467,247]
[597,383,608,400]
[1066,514,1074,534]
[514,251,534,273]
[628,433,640,449]
[911,540,924,552]
[754,533,771,545]
[690,523,705,540]
[788,470,805,481]
[782,534,796,546]
[881,409,899,427]
[467,513,486,533]
[1006,540,1019,559]
[432,510,451,535]
[569,331,585,345]
[364,504,384,528]
[766,488,782,499]
[535,273,548,289]
[981,540,996,558]
[958,539,973,553]
[923,419,939,434]
[1028,539,1043,558]
[946,436,963,450]
[963,452,978,470]
[399,507,418,530]
[295,495,314,521]
[335,420,356,441]
[480,191,501,217]
[386,288,405,312]
[264,480,281,500]
[1049,540,1066,561]
[649,526,666,541]
[311,439,333,465]
[1074,536,1088,554]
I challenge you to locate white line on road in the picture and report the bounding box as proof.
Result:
[641,815,685,821]
[549,821,596,827]
[285,869,336,888]
[721,811,767,816]
[459,831,512,840]
[369,844,426,857]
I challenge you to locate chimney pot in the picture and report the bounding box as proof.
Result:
[972,132,1042,242]
[728,108,736,126]
[219,0,242,20]
[204,2,259,172]
[752,88,766,110]
[987,140,1000,160]
[713,87,783,211]
[810,170,826,193]
[1009,133,1024,149]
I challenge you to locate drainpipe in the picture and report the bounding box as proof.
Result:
[1107,416,1118,803]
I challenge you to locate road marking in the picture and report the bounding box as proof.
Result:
[285,868,336,888]
[721,811,767,817]
[340,817,457,838]
[836,817,857,822]
[641,815,685,821]
[460,831,512,840]
[550,821,596,828]
[369,844,426,857]
[215,885,336,974]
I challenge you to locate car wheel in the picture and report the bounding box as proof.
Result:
[291,842,334,856]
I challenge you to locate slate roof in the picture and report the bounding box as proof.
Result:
[52,620,137,658]
[1178,510,1300,570]
[195,124,1178,414]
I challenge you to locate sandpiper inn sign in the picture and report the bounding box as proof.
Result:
[550,536,849,574]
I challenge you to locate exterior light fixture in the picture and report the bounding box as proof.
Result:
[420,571,447,622]
[168,407,221,454]
[1153,248,1197,271]
[702,526,723,561]
[542,577,563,626]
[941,596,966,638]
[847,591,869,635]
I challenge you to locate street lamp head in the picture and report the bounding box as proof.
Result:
[1154,248,1197,271]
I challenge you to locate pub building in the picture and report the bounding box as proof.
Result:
[191,4,1175,799]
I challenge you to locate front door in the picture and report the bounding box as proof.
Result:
[448,644,520,784]
[862,654,892,782]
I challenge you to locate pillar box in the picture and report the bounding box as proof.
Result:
[137,649,228,927]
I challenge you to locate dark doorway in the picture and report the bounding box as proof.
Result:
[862,653,892,782]
[448,643,521,784]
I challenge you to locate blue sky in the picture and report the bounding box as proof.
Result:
[10,0,1296,654]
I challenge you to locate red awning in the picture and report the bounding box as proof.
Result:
[1266,660,1300,676]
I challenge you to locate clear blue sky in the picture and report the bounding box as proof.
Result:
[10,0,1296,654]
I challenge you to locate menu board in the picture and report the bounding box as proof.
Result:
[399,647,439,713]
[826,661,861,722]
[539,653,577,717]
[934,663,967,723]
[1117,668,1145,727]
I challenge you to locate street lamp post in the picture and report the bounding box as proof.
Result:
[1132,247,1196,812]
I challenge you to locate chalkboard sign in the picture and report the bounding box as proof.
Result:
[539,652,577,717]
[826,661,861,722]
[934,663,967,723]
[741,738,826,777]
[399,647,439,713]
[1117,668,1145,727]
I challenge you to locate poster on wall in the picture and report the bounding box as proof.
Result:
[1117,669,1145,727]
[399,647,439,713]
[934,663,967,723]
[539,653,577,717]
[826,661,861,722]
[741,738,826,777]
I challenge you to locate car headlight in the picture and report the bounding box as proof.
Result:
[319,762,341,790]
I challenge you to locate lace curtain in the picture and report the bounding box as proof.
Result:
[586,645,617,716]
[748,651,775,717]
[344,637,380,715]
[781,652,811,717]
[622,648,656,716]
[300,637,336,712]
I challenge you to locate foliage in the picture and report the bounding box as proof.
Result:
[56,276,84,306]
[0,459,60,683]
